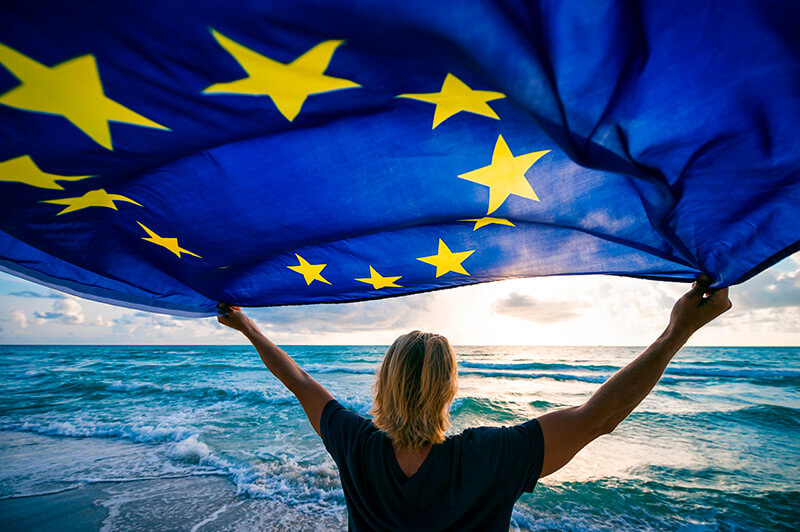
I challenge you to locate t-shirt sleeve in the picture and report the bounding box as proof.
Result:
[319,399,370,464]
[497,418,545,495]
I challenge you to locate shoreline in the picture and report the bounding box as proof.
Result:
[0,471,348,531]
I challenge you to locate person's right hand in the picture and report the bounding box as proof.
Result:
[667,275,732,338]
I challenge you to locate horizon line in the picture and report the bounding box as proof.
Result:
[1,343,798,348]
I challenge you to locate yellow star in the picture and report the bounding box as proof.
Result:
[204,31,360,122]
[417,239,475,277]
[137,222,201,258]
[0,42,168,150]
[355,266,402,289]
[287,254,331,285]
[460,217,516,230]
[43,189,141,215]
[0,155,92,190]
[458,135,549,215]
[396,73,505,129]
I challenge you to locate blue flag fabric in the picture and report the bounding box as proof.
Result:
[0,1,798,316]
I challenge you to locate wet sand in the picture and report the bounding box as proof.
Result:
[0,474,346,531]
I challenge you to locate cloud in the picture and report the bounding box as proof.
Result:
[114,313,178,332]
[682,257,800,332]
[492,292,582,323]
[733,266,800,310]
[110,311,209,337]
[247,293,432,335]
[8,290,67,299]
[93,315,113,327]
[34,298,85,324]
[11,310,27,329]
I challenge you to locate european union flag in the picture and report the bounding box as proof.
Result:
[0,1,798,316]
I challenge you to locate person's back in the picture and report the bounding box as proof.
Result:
[320,398,543,531]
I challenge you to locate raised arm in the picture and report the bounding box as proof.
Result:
[537,276,732,478]
[216,304,334,437]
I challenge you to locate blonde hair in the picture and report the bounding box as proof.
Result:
[370,331,458,450]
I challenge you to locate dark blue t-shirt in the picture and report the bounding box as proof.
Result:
[320,399,544,531]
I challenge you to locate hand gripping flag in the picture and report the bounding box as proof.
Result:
[0,1,798,316]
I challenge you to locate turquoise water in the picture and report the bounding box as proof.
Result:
[0,345,798,530]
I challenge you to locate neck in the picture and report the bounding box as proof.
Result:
[392,440,432,452]
[391,440,433,477]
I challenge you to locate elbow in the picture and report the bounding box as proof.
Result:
[576,405,618,439]
[597,419,617,436]
[577,403,625,441]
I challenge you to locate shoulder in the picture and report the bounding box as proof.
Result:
[320,399,377,457]
[452,419,545,494]
[321,399,373,418]
[321,399,373,428]
[451,419,543,454]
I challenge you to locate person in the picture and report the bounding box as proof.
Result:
[216,275,731,531]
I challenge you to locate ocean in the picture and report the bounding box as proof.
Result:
[0,345,797,531]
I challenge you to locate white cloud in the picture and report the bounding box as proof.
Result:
[7,290,66,299]
[93,315,113,327]
[247,294,432,336]
[34,297,84,325]
[11,310,27,329]
[734,263,800,310]
[108,311,235,340]
[492,292,582,323]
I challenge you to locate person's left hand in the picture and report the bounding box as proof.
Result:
[216,303,256,334]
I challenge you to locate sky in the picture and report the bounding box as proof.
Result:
[0,251,798,346]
